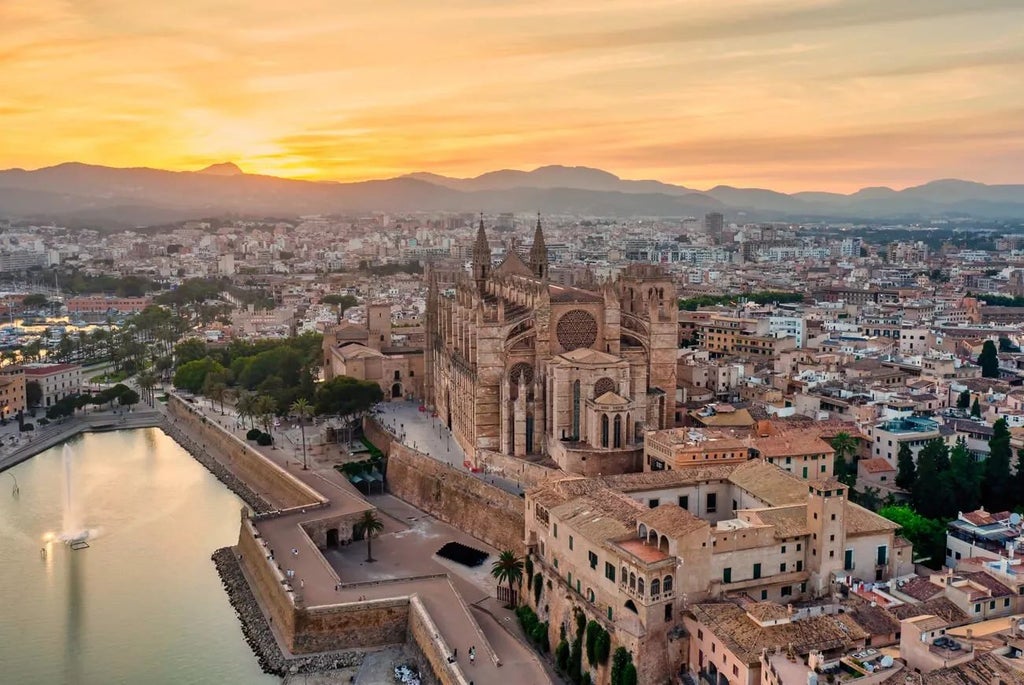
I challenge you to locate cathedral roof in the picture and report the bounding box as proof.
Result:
[548,284,603,303]
[593,390,630,406]
[492,249,535,278]
[557,347,624,365]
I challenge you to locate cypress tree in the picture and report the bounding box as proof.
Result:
[978,340,1000,378]
[895,442,916,490]
[983,418,1013,512]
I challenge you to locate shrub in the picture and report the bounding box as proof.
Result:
[595,630,611,664]
[531,621,549,652]
[246,428,261,440]
[20,423,34,432]
[38,418,50,426]
[256,433,273,446]
[586,620,600,664]
[569,639,583,684]
[622,663,637,685]
[533,573,543,605]
[555,640,570,672]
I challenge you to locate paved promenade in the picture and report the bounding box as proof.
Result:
[376,400,525,496]
[0,406,163,473]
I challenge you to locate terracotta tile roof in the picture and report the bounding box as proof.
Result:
[598,466,738,492]
[689,602,868,665]
[963,571,1013,598]
[962,508,1002,526]
[637,504,708,538]
[897,576,944,602]
[550,491,642,543]
[925,652,1024,685]
[846,600,901,637]
[728,460,807,507]
[889,597,969,625]
[746,505,810,538]
[859,457,896,474]
[903,614,949,633]
[745,602,791,623]
[748,433,834,458]
[844,502,899,536]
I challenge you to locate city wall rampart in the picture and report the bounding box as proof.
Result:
[168,395,325,510]
[384,442,526,556]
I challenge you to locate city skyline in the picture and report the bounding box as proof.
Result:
[3,1,1024,193]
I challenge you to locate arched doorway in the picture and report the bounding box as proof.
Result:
[326,528,339,547]
[391,383,402,398]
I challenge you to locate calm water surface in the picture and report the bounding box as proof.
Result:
[0,428,278,685]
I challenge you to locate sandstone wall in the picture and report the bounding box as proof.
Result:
[362,415,395,456]
[237,515,299,647]
[169,395,325,510]
[293,598,409,653]
[385,443,526,556]
[476,448,560,488]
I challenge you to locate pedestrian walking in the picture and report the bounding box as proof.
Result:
[469,646,475,664]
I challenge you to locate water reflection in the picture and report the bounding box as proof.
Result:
[65,549,84,681]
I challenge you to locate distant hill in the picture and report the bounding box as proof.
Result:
[0,161,1022,225]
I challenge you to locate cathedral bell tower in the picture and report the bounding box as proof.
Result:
[472,213,491,292]
[529,213,548,280]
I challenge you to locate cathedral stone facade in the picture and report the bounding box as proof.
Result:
[426,217,678,475]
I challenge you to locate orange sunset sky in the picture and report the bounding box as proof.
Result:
[2,0,1023,193]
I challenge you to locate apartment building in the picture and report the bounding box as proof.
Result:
[523,461,905,683]
[643,427,748,471]
[0,371,26,418]
[869,416,945,466]
[20,363,82,408]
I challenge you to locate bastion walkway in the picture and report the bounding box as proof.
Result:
[165,393,550,684]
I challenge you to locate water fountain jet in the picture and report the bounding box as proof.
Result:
[59,444,89,547]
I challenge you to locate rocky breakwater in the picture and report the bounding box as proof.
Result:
[162,420,272,515]
[212,548,364,677]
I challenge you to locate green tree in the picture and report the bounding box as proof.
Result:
[322,293,359,314]
[956,389,971,410]
[136,371,157,405]
[971,397,982,418]
[978,339,1000,378]
[235,390,256,429]
[22,293,50,308]
[203,372,229,414]
[1013,448,1024,511]
[290,398,313,470]
[118,388,140,408]
[26,380,42,408]
[555,640,570,672]
[253,394,277,434]
[895,443,916,490]
[491,550,525,607]
[172,357,227,394]
[878,505,947,569]
[355,510,384,562]
[830,431,858,487]
[983,418,1013,512]
[174,339,208,366]
[913,439,952,519]
[313,375,383,417]
[948,439,982,514]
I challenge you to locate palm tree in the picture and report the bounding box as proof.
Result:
[236,391,255,429]
[253,394,277,434]
[137,371,157,405]
[355,510,384,562]
[491,550,525,607]
[290,398,314,470]
[830,431,859,487]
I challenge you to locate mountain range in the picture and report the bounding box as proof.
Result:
[1,162,1023,227]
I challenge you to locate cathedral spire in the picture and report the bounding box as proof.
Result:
[472,212,491,290]
[529,212,548,280]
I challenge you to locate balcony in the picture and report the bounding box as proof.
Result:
[712,569,809,592]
